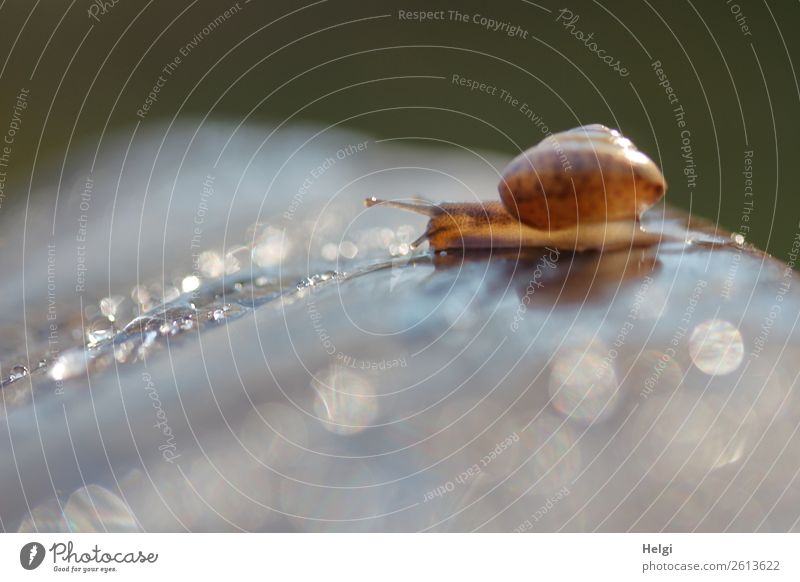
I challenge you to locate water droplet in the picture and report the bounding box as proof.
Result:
[8,364,28,381]
[732,233,745,245]
[159,320,180,336]
[206,303,243,323]
[311,366,378,435]
[689,319,744,376]
[223,251,242,275]
[99,296,125,322]
[123,306,196,336]
[339,241,358,259]
[86,319,114,345]
[296,270,340,289]
[252,227,290,268]
[50,351,88,382]
[548,343,620,424]
[198,251,224,278]
[181,275,201,293]
[227,280,280,307]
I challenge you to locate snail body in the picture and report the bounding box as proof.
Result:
[366,124,674,252]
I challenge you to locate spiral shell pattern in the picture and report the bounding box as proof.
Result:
[498,124,667,230]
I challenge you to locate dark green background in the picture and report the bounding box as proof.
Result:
[0,0,797,260]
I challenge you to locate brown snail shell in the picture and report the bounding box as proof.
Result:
[498,124,667,230]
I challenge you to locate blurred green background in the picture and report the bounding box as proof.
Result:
[0,0,797,260]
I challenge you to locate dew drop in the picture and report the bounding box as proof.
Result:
[548,344,620,424]
[296,270,340,289]
[198,251,225,278]
[181,275,201,293]
[689,319,744,376]
[206,303,243,323]
[8,364,28,381]
[159,320,180,336]
[339,241,358,259]
[223,251,242,275]
[86,319,114,345]
[311,366,378,435]
[50,351,87,382]
[99,296,125,322]
[252,227,290,268]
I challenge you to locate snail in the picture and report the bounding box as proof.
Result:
[366,124,681,252]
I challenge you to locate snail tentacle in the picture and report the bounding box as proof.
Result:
[364,197,441,217]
